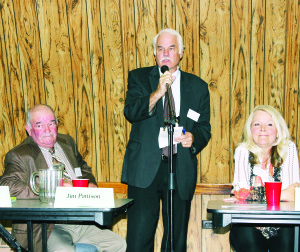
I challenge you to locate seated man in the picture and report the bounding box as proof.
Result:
[0,104,126,252]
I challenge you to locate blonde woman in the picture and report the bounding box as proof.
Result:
[226,105,299,252]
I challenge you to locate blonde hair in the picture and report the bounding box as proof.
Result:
[240,105,290,165]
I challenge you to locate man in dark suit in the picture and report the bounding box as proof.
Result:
[122,28,211,251]
[0,104,126,252]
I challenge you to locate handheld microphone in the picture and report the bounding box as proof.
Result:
[161,65,169,74]
[161,65,175,121]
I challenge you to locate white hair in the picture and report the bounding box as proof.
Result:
[152,28,184,56]
[26,104,57,129]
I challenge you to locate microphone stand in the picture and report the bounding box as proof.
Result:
[0,223,26,252]
[164,85,177,252]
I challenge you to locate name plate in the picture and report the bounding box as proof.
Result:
[0,186,12,207]
[54,187,114,208]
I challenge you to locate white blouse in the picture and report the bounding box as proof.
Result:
[232,140,300,191]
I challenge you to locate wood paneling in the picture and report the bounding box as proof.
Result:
[36,0,76,137]
[285,0,300,143]
[199,0,231,184]
[0,4,15,168]
[250,0,265,110]
[0,0,300,251]
[1,0,26,145]
[264,0,287,111]
[230,0,251,178]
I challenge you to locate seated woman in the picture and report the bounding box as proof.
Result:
[225,105,300,252]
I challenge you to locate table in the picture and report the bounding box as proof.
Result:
[0,199,134,252]
[207,200,300,252]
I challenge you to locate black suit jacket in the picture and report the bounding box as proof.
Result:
[122,66,211,200]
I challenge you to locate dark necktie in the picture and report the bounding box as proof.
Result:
[49,147,72,181]
[163,87,176,157]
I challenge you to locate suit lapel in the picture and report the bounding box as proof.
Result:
[179,71,191,127]
[27,137,49,169]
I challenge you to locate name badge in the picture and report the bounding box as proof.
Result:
[54,187,114,208]
[74,167,82,177]
[187,109,200,122]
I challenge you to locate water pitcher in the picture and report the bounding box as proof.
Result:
[30,164,64,203]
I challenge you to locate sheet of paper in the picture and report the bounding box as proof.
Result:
[0,186,12,207]
[159,126,183,148]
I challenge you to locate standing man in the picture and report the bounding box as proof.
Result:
[0,104,126,252]
[122,29,211,251]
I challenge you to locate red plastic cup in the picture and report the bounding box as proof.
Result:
[72,179,89,187]
[265,182,282,206]
[267,205,280,211]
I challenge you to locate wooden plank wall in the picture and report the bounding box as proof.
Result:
[0,0,299,251]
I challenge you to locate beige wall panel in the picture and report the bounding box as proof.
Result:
[250,0,265,110]
[120,1,137,74]
[176,0,199,75]
[14,0,45,108]
[230,1,251,168]
[161,0,175,30]
[187,195,202,251]
[120,1,136,142]
[86,0,108,181]
[99,0,126,181]
[65,0,97,174]
[264,0,287,112]
[296,2,300,149]
[176,0,201,181]
[1,0,27,146]
[199,0,231,184]
[134,0,158,68]
[201,195,232,252]
[36,0,76,137]
[284,0,300,143]
[0,13,14,174]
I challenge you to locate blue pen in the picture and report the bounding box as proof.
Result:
[182,127,186,135]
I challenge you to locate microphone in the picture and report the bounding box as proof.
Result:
[161,65,169,74]
[161,65,175,122]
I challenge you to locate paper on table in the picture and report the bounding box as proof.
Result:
[0,186,11,207]
[159,126,183,148]
[222,204,266,209]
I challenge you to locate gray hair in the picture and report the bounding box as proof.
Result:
[26,104,58,129]
[152,28,184,56]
